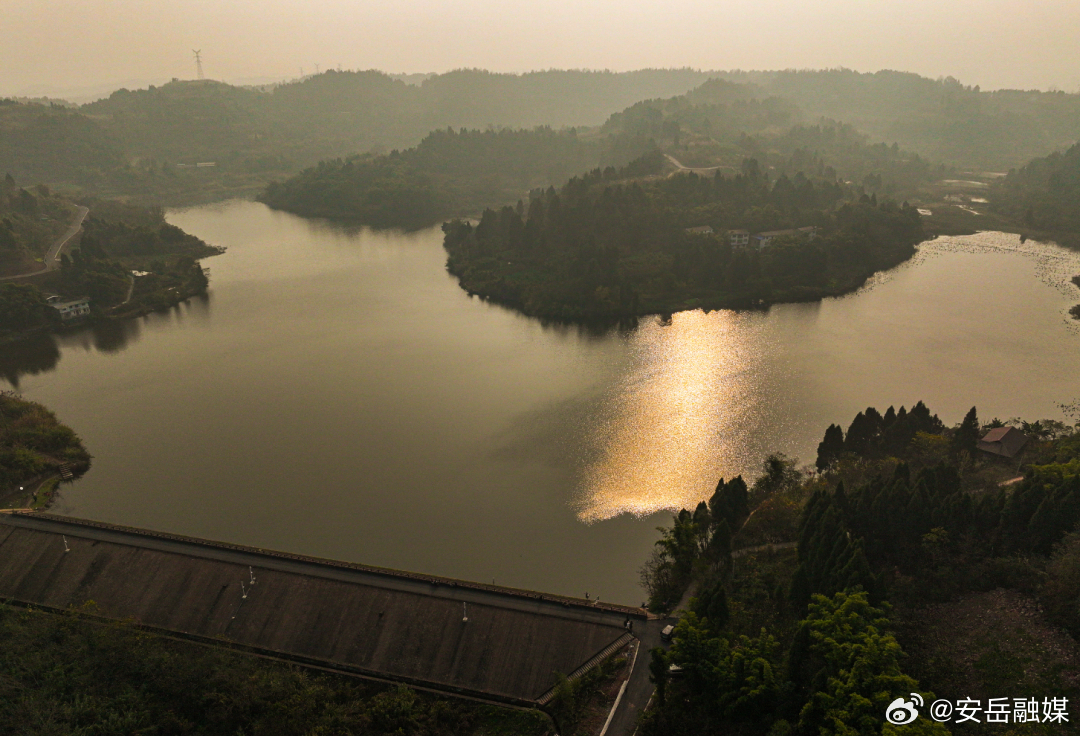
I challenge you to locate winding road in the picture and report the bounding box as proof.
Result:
[0,205,89,281]
[664,153,723,176]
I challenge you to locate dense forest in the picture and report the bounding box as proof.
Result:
[989,142,1080,247]
[258,127,641,227]
[641,404,1080,735]
[0,99,124,186]
[442,153,924,319]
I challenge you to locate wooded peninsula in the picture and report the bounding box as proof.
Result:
[443,155,924,319]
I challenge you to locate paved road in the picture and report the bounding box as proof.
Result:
[664,154,722,176]
[0,205,89,281]
[604,616,666,736]
[603,544,799,734]
[0,513,641,630]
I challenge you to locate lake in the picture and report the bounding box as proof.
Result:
[6,200,1079,603]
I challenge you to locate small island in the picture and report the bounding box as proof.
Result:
[0,391,90,510]
[443,155,925,320]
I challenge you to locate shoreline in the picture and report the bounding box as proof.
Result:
[0,247,223,346]
[447,242,920,323]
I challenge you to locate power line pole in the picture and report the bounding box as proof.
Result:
[193,50,204,80]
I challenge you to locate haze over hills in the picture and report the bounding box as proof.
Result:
[3,67,1079,220]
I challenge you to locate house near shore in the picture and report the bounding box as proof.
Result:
[728,229,750,247]
[685,225,714,236]
[752,226,818,249]
[977,426,1028,458]
[45,295,91,321]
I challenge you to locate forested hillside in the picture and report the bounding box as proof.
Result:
[714,69,1080,169]
[602,79,937,199]
[0,100,124,186]
[989,142,1080,245]
[1,69,717,198]
[640,405,1080,735]
[258,127,639,227]
[0,176,80,276]
[8,67,1079,212]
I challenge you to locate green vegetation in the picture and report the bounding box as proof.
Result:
[990,142,1080,248]
[641,404,1080,735]
[59,198,218,316]
[0,602,550,736]
[9,68,1079,210]
[547,653,629,736]
[0,283,58,336]
[1,69,716,204]
[0,392,90,494]
[717,69,1080,170]
[30,475,59,509]
[0,175,78,276]
[443,154,924,319]
[603,82,938,200]
[259,127,635,228]
[0,99,123,187]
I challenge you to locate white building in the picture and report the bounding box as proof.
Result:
[46,295,91,321]
[751,226,818,250]
[728,229,750,247]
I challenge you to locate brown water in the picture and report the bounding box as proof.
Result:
[5,201,1079,603]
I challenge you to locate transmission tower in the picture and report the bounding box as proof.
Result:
[193,50,204,80]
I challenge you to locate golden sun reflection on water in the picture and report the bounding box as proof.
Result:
[577,309,772,522]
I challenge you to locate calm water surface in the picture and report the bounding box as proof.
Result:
[6,201,1079,603]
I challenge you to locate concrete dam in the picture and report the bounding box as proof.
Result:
[0,513,643,706]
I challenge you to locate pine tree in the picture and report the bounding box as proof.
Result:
[816,424,845,470]
[951,406,980,459]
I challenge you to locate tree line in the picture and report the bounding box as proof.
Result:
[990,142,1080,248]
[258,126,641,228]
[639,402,1080,735]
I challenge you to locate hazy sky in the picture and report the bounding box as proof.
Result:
[5,0,1080,98]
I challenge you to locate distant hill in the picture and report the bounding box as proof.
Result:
[263,77,943,230]
[3,69,720,200]
[600,78,936,199]
[259,126,642,228]
[8,67,1080,204]
[711,69,1080,170]
[0,100,124,185]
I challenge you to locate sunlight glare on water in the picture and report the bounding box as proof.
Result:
[578,310,776,521]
